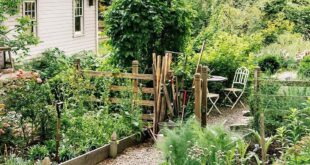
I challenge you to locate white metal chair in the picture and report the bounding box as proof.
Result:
[223,67,249,110]
[207,89,221,115]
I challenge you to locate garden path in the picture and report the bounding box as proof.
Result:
[98,106,249,165]
[207,105,251,129]
[98,140,163,165]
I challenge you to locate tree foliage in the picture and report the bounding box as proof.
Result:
[105,0,193,67]
[0,0,39,57]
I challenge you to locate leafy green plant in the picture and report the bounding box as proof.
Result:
[298,56,310,78]
[277,136,310,164]
[3,79,55,145]
[158,119,253,165]
[25,48,71,80]
[2,155,33,165]
[28,145,49,161]
[258,55,281,74]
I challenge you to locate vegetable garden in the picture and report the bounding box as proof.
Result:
[1,0,310,164]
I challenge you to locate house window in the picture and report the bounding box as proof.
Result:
[74,0,84,35]
[23,0,37,35]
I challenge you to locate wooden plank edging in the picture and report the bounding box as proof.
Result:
[60,131,148,165]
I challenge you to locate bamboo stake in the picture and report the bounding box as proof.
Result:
[195,41,206,73]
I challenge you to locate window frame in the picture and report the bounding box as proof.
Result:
[73,0,84,37]
[22,0,37,35]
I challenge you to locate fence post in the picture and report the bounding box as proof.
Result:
[132,61,139,100]
[255,66,266,165]
[55,102,63,163]
[109,132,118,158]
[194,73,202,122]
[201,66,208,127]
[74,59,81,80]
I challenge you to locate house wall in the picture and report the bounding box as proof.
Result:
[3,0,98,59]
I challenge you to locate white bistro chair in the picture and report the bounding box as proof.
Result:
[223,67,249,110]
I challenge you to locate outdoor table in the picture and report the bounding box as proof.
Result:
[208,76,228,82]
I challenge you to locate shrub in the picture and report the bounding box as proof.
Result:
[3,79,55,142]
[258,55,281,74]
[26,48,71,80]
[158,119,251,165]
[298,56,310,78]
[204,32,257,85]
[105,0,193,67]
[28,145,49,160]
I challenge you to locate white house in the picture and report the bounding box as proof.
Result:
[4,0,99,58]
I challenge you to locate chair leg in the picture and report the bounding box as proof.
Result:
[213,97,221,114]
[231,92,244,110]
[232,91,246,109]
[223,91,233,105]
[207,97,221,115]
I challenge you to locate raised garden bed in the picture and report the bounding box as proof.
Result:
[60,130,149,165]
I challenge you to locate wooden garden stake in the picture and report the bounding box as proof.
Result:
[152,53,157,71]
[195,41,206,75]
[110,132,118,158]
[163,84,174,117]
[152,64,158,133]
[255,66,266,165]
[55,102,63,163]
[201,66,208,127]
[194,73,202,122]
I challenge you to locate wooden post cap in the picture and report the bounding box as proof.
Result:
[195,73,201,79]
[202,66,208,73]
[111,132,117,141]
[132,60,139,66]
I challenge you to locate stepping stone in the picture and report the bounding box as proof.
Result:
[242,110,251,117]
[229,117,253,131]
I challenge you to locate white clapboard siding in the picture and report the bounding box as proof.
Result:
[3,0,98,59]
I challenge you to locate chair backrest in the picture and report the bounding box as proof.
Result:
[232,67,249,89]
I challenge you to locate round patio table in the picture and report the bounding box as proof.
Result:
[208,76,228,82]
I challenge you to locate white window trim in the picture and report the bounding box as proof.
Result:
[23,0,37,36]
[73,0,85,37]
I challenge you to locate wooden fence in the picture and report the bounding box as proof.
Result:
[75,60,156,127]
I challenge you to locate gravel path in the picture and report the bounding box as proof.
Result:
[206,105,249,128]
[98,105,248,165]
[98,141,163,165]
